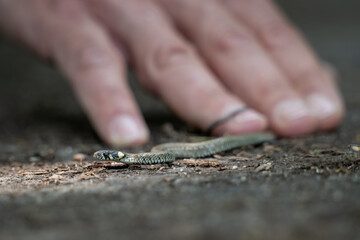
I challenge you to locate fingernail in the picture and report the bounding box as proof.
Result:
[307,93,337,120]
[232,110,267,132]
[273,98,312,125]
[108,115,148,146]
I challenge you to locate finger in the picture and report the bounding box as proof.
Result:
[160,0,317,136]
[223,0,344,130]
[41,0,148,146]
[89,0,268,135]
[0,1,50,58]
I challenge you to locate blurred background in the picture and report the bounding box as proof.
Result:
[0,0,359,126]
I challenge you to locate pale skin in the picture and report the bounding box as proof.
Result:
[0,0,344,146]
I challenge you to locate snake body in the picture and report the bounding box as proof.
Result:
[93,132,275,165]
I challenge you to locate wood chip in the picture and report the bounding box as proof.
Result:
[49,174,63,180]
[263,145,281,152]
[89,161,128,169]
[255,162,272,172]
[182,159,221,167]
[350,145,360,152]
[256,154,265,160]
[198,160,221,167]
[73,153,87,161]
[79,173,94,180]
[335,167,349,174]
[228,156,250,161]
[182,158,197,165]
[18,169,49,175]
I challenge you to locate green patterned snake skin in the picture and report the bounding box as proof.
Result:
[93,132,275,165]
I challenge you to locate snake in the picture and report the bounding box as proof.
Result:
[93,132,275,165]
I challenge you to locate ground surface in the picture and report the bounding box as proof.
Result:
[0,1,359,239]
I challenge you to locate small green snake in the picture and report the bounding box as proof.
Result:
[93,132,275,165]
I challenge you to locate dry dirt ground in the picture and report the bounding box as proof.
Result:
[0,1,359,239]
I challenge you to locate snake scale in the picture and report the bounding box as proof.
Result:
[93,132,275,165]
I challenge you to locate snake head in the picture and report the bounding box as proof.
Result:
[93,150,125,161]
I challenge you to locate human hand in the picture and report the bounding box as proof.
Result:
[0,0,344,146]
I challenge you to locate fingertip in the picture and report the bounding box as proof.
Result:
[212,110,268,135]
[317,111,344,131]
[105,115,150,147]
[271,98,317,136]
[306,93,345,131]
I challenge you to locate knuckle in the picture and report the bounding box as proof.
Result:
[292,67,327,92]
[260,22,297,49]
[294,67,320,82]
[250,78,289,105]
[72,41,120,75]
[152,42,195,72]
[143,41,195,92]
[211,28,254,53]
